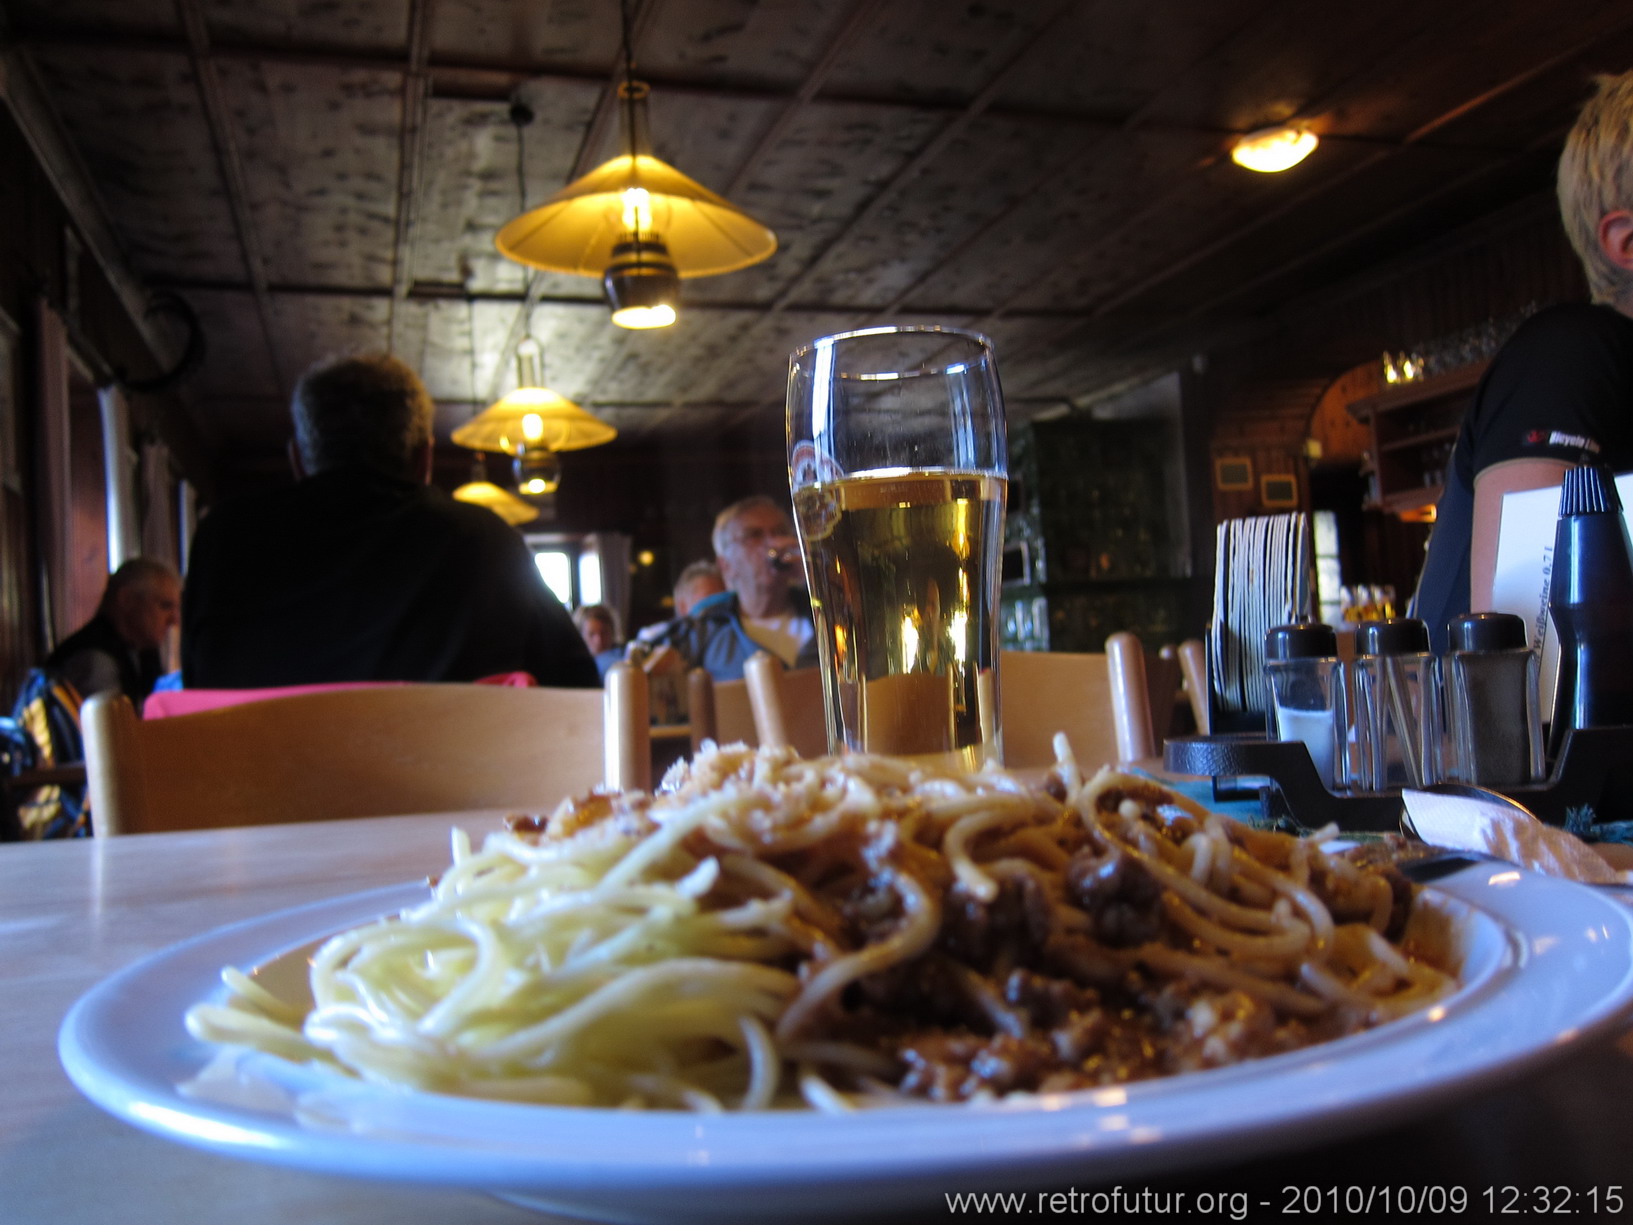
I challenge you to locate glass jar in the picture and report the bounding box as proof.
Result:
[1353,618,1441,792]
[1264,622,1347,791]
[1444,612,1544,788]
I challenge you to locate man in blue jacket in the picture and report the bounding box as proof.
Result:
[652,496,818,681]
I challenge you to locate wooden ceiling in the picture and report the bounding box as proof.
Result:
[4,0,1632,481]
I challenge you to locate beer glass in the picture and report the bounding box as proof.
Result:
[786,326,1008,769]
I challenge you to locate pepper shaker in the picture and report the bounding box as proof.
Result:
[1443,612,1543,788]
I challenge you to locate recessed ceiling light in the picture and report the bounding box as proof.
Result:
[1231,126,1318,173]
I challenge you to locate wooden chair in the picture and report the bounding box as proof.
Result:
[685,656,828,759]
[1000,648,1124,769]
[1175,637,1209,734]
[83,667,651,836]
[709,646,1179,770]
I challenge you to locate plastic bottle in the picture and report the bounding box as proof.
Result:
[1548,464,1633,758]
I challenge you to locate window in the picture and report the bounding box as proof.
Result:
[577,551,603,606]
[1313,510,1343,626]
[533,550,573,607]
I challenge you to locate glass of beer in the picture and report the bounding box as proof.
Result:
[786,326,1007,769]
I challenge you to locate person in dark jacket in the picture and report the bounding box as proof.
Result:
[1415,70,1633,650]
[182,353,599,689]
[47,557,181,706]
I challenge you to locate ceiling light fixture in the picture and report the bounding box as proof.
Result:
[493,0,775,329]
[1230,125,1318,173]
[513,447,563,497]
[452,336,615,500]
[452,457,541,526]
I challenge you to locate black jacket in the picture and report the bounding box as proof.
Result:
[182,467,600,689]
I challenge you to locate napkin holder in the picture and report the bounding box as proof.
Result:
[1164,726,1633,835]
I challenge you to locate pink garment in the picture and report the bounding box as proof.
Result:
[143,671,537,719]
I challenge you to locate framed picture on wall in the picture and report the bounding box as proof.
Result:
[1261,473,1299,508]
[0,308,18,493]
[1214,456,1253,491]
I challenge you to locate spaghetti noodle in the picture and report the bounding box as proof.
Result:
[186,739,1455,1110]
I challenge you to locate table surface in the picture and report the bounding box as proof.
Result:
[7,813,1633,1225]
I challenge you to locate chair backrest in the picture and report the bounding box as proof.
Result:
[1175,637,1209,734]
[708,648,1171,770]
[999,649,1120,769]
[84,675,649,836]
[744,654,828,758]
[1003,639,1185,770]
[686,657,828,759]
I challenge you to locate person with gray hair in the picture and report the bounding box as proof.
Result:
[642,495,817,681]
[46,557,181,706]
[182,353,599,689]
[1414,69,1633,652]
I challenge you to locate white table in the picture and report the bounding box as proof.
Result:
[7,814,1633,1225]
[2,813,554,1225]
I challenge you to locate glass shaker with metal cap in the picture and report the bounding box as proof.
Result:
[1444,611,1544,788]
[1264,621,1347,790]
[1353,617,1441,791]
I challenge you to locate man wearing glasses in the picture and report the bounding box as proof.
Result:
[646,496,817,682]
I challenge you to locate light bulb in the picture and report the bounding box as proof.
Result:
[620,187,653,234]
[610,303,677,329]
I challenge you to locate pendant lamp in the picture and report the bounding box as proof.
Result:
[494,2,775,328]
[451,337,616,455]
[452,476,541,525]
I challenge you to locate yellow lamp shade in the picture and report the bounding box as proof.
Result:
[496,153,777,279]
[451,480,540,526]
[451,388,617,454]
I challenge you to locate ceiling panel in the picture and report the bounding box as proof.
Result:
[2,0,1618,487]
[202,0,412,49]
[26,44,243,282]
[218,59,406,288]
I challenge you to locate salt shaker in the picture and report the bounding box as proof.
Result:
[1264,622,1347,790]
[1443,612,1543,788]
[1353,617,1441,792]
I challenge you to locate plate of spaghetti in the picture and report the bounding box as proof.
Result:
[59,741,1633,1223]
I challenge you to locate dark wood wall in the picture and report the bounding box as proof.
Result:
[1194,192,1589,602]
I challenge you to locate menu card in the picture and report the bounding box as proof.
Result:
[1490,473,1633,720]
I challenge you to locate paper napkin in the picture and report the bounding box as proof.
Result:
[1401,789,1633,886]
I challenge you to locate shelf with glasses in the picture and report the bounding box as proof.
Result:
[1348,362,1487,514]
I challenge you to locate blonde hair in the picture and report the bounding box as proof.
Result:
[1558,70,1633,308]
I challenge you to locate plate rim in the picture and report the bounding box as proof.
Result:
[57,864,1633,1208]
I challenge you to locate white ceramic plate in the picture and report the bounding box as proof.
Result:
[60,866,1633,1224]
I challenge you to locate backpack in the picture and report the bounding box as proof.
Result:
[0,668,89,840]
